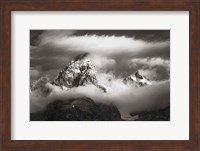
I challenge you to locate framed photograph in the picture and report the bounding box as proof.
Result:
[0,0,199,150]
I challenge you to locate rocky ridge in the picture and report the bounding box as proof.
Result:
[51,53,106,92]
[123,70,152,87]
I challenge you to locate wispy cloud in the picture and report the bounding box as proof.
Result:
[128,57,170,68]
[45,35,169,56]
[30,68,40,79]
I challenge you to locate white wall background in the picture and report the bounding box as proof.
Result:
[11,11,189,140]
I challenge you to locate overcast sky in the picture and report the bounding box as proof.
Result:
[30,30,170,82]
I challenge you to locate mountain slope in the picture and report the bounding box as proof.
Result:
[30,97,122,121]
[123,70,152,87]
[51,53,106,92]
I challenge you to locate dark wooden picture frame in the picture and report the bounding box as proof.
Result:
[0,0,199,150]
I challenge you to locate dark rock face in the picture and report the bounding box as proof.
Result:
[30,112,47,121]
[131,106,170,121]
[30,97,121,121]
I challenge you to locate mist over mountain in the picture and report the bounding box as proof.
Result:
[30,30,170,121]
[30,52,170,121]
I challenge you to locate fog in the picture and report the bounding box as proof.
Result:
[30,74,170,119]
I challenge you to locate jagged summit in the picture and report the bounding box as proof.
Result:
[123,70,151,87]
[52,53,106,92]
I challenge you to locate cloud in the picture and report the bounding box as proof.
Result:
[30,69,170,113]
[96,72,116,88]
[30,30,170,120]
[89,54,116,71]
[74,30,170,42]
[128,57,170,68]
[30,68,40,79]
[127,57,170,80]
[30,77,170,120]
[48,35,169,56]
[31,31,169,59]
[139,68,158,80]
[30,31,170,81]
[37,30,76,46]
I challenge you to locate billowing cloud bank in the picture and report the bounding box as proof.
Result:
[30,76,170,118]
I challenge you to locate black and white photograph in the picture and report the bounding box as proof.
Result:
[30,30,170,121]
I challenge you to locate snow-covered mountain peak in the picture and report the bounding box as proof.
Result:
[52,53,106,92]
[123,70,152,87]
